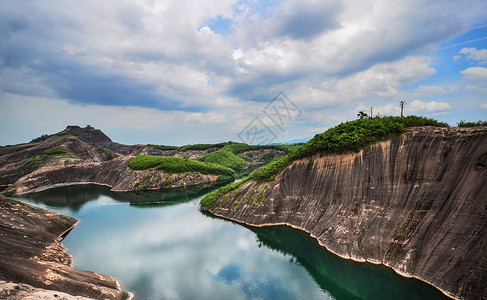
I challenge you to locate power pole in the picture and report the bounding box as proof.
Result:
[400,101,406,123]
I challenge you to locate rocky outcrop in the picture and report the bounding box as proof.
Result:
[206,127,487,300]
[0,280,94,299]
[0,196,132,299]
[0,127,286,195]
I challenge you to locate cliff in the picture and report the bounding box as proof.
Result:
[0,196,132,299]
[205,127,487,300]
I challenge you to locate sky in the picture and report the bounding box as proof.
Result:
[0,0,486,146]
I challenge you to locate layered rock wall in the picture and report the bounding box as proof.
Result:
[208,127,487,299]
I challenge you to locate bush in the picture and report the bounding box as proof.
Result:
[457,120,487,127]
[129,155,236,177]
[148,144,180,151]
[249,115,449,182]
[200,178,248,208]
[262,152,278,164]
[179,142,229,152]
[199,150,247,170]
[43,146,69,155]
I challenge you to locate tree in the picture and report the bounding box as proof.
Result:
[400,101,406,123]
[357,111,368,119]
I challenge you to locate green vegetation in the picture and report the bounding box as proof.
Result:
[149,141,300,154]
[148,144,180,151]
[128,155,236,177]
[43,146,69,155]
[200,178,248,208]
[250,116,448,182]
[30,132,72,143]
[262,152,278,164]
[457,120,487,127]
[198,142,299,171]
[199,149,247,170]
[4,190,16,197]
[6,198,26,206]
[18,146,79,171]
[179,142,228,152]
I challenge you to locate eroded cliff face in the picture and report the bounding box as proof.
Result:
[207,127,487,300]
[0,196,132,299]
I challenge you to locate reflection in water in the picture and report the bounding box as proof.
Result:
[250,226,449,300]
[21,181,231,210]
[16,185,449,300]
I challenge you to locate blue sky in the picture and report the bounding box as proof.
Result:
[0,0,486,146]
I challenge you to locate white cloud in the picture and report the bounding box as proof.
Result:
[459,48,487,64]
[481,103,487,110]
[416,85,447,94]
[408,100,452,113]
[461,67,487,81]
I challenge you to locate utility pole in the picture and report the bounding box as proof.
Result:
[370,106,373,119]
[400,101,406,123]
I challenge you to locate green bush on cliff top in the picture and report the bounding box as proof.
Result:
[200,115,448,208]
[250,116,447,182]
[129,155,236,177]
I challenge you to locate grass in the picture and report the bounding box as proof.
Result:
[18,146,78,171]
[129,155,236,177]
[43,146,69,155]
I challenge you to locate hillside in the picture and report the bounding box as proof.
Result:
[201,124,487,299]
[0,126,289,195]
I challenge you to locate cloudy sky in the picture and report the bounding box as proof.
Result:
[1,0,486,146]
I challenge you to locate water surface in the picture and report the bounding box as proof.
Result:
[18,184,449,300]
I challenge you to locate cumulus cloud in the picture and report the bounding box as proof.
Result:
[1,0,486,145]
[459,48,487,64]
[461,67,487,81]
[408,100,452,113]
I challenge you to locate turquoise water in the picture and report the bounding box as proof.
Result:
[18,185,449,300]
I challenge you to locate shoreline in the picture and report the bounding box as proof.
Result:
[0,196,133,299]
[209,210,457,300]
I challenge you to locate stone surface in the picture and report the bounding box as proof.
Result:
[0,196,132,300]
[208,127,487,300]
[0,280,94,300]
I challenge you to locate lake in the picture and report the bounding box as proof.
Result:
[17,184,450,300]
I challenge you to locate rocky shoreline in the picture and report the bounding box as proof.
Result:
[0,196,132,299]
[206,127,487,300]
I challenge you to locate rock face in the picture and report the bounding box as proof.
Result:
[207,127,487,300]
[0,196,132,299]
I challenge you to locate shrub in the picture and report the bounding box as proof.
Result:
[200,178,248,208]
[199,150,247,170]
[262,152,278,164]
[249,115,449,182]
[128,155,236,177]
[43,146,69,155]
[148,144,180,151]
[457,120,487,127]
